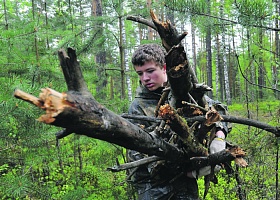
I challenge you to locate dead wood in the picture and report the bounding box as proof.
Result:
[58,48,92,97]
[122,114,280,136]
[150,10,187,51]
[126,15,157,31]
[158,104,208,157]
[14,85,185,162]
[13,10,252,173]
[107,156,162,172]
[108,146,247,173]
[165,45,194,108]
[13,46,246,170]
[189,147,247,170]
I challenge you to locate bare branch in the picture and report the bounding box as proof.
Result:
[126,15,157,30]
[122,114,280,136]
[108,146,247,173]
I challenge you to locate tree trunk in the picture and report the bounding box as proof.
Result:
[121,17,133,102]
[206,0,213,98]
[147,0,156,40]
[191,22,197,76]
[32,0,40,87]
[258,29,265,99]
[220,0,231,105]
[215,34,221,100]
[119,15,126,100]
[44,1,50,49]
[275,0,280,99]
[4,0,8,30]
[92,0,107,97]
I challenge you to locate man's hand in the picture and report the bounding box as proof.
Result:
[187,130,226,179]
[210,130,226,154]
[187,165,221,178]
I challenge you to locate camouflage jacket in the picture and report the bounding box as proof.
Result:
[127,84,199,200]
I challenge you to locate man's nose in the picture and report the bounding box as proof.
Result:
[142,72,150,81]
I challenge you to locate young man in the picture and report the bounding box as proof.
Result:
[127,44,228,200]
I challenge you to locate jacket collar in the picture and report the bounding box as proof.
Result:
[135,83,163,100]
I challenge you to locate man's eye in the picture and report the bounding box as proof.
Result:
[147,70,154,73]
[137,72,143,76]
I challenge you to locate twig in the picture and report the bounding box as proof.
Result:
[182,101,208,112]
[108,146,246,173]
[107,156,162,172]
[165,3,280,32]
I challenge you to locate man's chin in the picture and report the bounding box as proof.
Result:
[147,86,157,91]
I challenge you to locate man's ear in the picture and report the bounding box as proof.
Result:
[163,64,166,71]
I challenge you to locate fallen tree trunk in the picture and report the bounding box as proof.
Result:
[14,48,185,162]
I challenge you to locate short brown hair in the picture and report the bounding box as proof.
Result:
[131,44,166,68]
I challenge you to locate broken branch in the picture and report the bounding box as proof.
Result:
[159,104,208,156]
[13,87,186,162]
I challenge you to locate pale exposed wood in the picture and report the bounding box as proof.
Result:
[14,89,43,108]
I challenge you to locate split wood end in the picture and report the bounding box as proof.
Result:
[14,89,43,108]
[14,88,75,124]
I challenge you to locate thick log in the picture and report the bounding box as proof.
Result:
[14,89,185,162]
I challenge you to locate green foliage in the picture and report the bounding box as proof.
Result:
[1,0,279,199]
[164,0,207,14]
[233,0,274,25]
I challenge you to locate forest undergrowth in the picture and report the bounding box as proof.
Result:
[197,100,280,200]
[0,100,279,199]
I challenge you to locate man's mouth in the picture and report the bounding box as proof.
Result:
[145,83,154,88]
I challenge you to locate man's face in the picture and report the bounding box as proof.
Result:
[135,61,167,91]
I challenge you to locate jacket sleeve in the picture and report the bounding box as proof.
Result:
[128,99,152,128]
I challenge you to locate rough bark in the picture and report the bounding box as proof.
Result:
[14,49,185,162]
